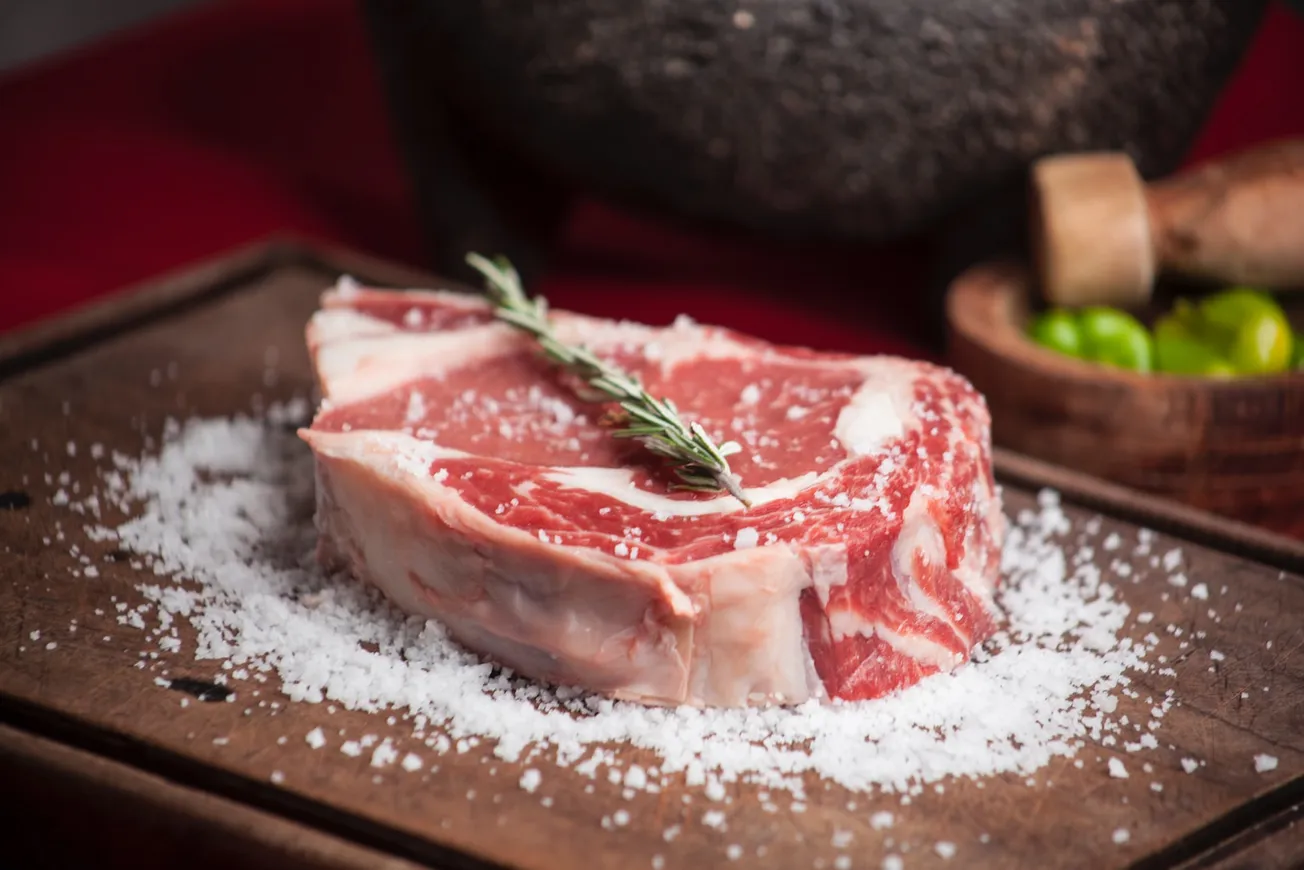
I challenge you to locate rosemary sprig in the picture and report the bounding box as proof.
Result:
[465,252,750,507]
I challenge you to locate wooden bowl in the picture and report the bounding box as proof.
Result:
[946,261,1304,540]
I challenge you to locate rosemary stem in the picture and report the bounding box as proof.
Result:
[465,252,749,507]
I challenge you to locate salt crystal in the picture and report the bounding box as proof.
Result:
[401,753,423,772]
[1108,758,1128,779]
[305,727,326,749]
[726,845,743,861]
[1190,583,1208,600]
[1180,758,1199,774]
[520,768,542,793]
[1112,828,1130,844]
[341,741,362,758]
[702,810,727,830]
[1254,754,1278,773]
[1210,650,1225,662]
[732,528,759,550]
[870,811,894,830]
[883,856,904,870]
[270,770,285,784]
[624,765,647,790]
[935,841,957,859]
[612,809,629,827]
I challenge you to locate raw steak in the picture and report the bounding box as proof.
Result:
[298,277,1005,707]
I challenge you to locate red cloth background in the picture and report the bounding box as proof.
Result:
[2,0,1303,358]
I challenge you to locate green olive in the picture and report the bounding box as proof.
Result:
[1168,287,1293,376]
[1077,307,1154,372]
[1153,316,1235,378]
[1027,309,1085,358]
[1225,308,1294,375]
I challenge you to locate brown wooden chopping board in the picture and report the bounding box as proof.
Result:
[0,241,1301,870]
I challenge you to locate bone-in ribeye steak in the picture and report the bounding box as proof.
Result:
[299,278,1005,707]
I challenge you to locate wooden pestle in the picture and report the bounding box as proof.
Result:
[1030,138,1304,308]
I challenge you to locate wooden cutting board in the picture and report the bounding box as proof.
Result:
[1,240,1301,870]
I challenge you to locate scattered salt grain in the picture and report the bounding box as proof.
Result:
[270,770,285,784]
[1209,650,1225,662]
[870,811,894,830]
[401,753,423,772]
[1180,758,1199,774]
[1254,754,1279,773]
[305,727,326,749]
[520,768,542,793]
[702,810,727,830]
[883,856,903,870]
[732,528,759,550]
[935,841,957,859]
[612,809,629,827]
[726,845,743,861]
[1190,583,1208,600]
[341,741,362,758]
[1112,828,1130,845]
[1108,758,1128,779]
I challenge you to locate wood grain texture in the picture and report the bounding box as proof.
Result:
[0,724,431,870]
[1148,138,1304,292]
[1175,801,1304,869]
[1,244,1302,870]
[946,261,1304,540]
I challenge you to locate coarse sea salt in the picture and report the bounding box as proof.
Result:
[1254,754,1279,773]
[74,404,1173,803]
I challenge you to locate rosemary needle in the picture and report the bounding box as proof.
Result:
[465,253,750,507]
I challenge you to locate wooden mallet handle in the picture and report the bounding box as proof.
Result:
[1030,138,1304,307]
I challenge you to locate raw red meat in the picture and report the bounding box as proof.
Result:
[299,278,1005,707]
